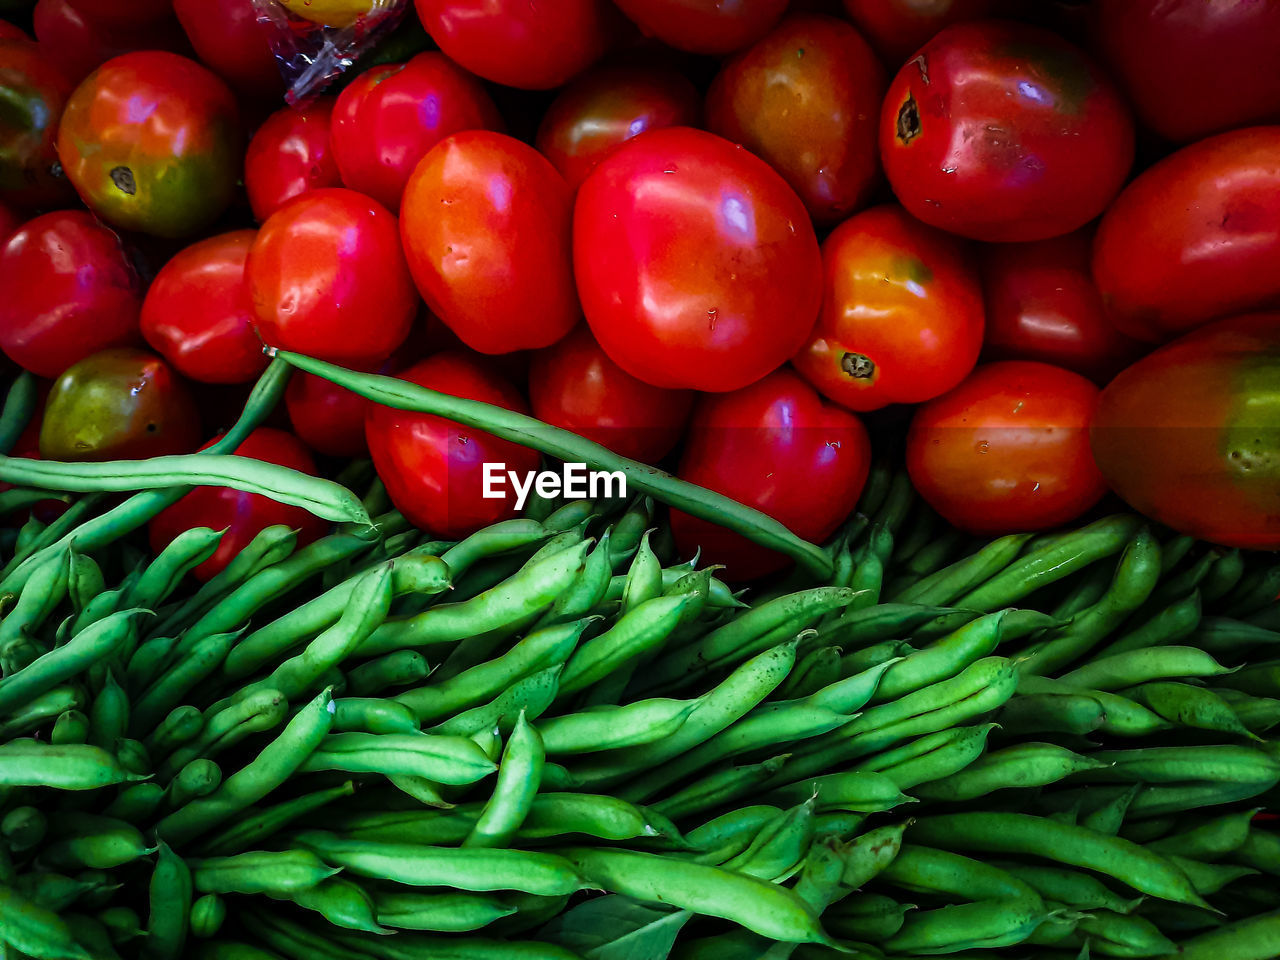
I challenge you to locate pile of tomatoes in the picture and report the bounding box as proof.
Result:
[0,0,1277,581]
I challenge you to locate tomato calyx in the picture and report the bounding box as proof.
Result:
[896,94,921,144]
[841,352,877,381]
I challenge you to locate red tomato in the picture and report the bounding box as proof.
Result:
[244,98,342,222]
[792,204,984,412]
[1093,0,1280,143]
[173,0,281,96]
[841,0,1000,66]
[707,14,885,225]
[141,230,268,385]
[400,132,578,355]
[57,52,242,239]
[33,0,192,85]
[880,20,1134,242]
[62,0,171,26]
[413,0,617,90]
[0,211,142,378]
[0,38,74,209]
[331,52,502,213]
[535,64,700,192]
[149,427,329,582]
[0,386,68,524]
[670,368,871,580]
[612,0,786,55]
[574,127,821,393]
[906,360,1107,535]
[286,366,375,459]
[0,20,27,40]
[247,188,416,364]
[1092,127,1280,344]
[365,351,541,538]
[980,227,1144,383]
[528,325,693,464]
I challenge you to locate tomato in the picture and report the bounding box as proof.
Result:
[243,98,342,222]
[0,38,74,209]
[247,188,416,365]
[670,368,871,580]
[286,366,375,460]
[39,347,200,461]
[907,360,1107,535]
[1091,313,1280,550]
[0,20,26,40]
[535,64,700,192]
[0,202,18,242]
[149,427,330,582]
[62,0,170,26]
[173,0,282,96]
[365,351,541,538]
[1093,0,1280,143]
[57,52,241,239]
[0,211,142,378]
[792,204,983,412]
[574,127,821,393]
[880,20,1133,242]
[611,0,786,55]
[706,15,884,226]
[140,230,268,385]
[400,131,577,355]
[1092,127,1280,344]
[413,0,617,90]
[841,0,1000,66]
[980,227,1144,383]
[331,52,502,213]
[528,325,693,464]
[0,387,68,524]
[33,0,191,85]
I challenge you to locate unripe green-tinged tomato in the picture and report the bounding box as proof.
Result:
[56,51,242,238]
[0,37,74,209]
[1091,313,1280,550]
[40,348,201,461]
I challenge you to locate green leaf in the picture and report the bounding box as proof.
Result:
[538,895,692,960]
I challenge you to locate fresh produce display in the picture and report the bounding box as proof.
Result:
[0,2,1277,959]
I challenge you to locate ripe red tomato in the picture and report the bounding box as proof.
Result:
[247,188,416,365]
[173,0,281,96]
[0,20,26,40]
[535,64,700,192]
[244,99,342,222]
[1093,0,1280,143]
[1092,127,1280,344]
[574,127,821,393]
[331,52,502,213]
[61,0,170,26]
[880,20,1133,242]
[149,427,330,582]
[141,230,268,385]
[980,227,1144,383]
[365,351,541,538]
[0,38,74,209]
[33,0,192,85]
[528,325,693,464]
[792,204,983,412]
[841,0,999,65]
[413,0,617,90]
[670,368,871,580]
[57,52,242,239]
[400,131,578,355]
[286,366,375,460]
[907,360,1107,535]
[0,211,142,378]
[1091,313,1280,550]
[612,0,787,55]
[706,15,884,226]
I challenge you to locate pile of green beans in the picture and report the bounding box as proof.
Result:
[0,363,1279,960]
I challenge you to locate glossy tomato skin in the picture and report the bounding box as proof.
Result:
[612,0,786,55]
[981,227,1144,383]
[0,20,26,40]
[535,64,700,192]
[173,0,281,96]
[141,230,268,385]
[33,0,192,85]
[528,325,693,464]
[670,369,871,580]
[57,52,242,238]
[880,20,1134,242]
[39,347,200,461]
[793,204,983,411]
[247,188,416,364]
[286,367,375,459]
[1092,127,1280,344]
[0,38,74,209]
[331,52,502,213]
[907,360,1107,535]
[63,0,170,26]
[149,427,329,582]
[706,15,884,225]
[842,0,1000,66]
[1093,0,1280,143]
[401,131,578,355]
[365,352,541,538]
[414,0,617,90]
[244,98,342,222]
[575,127,821,393]
[0,211,142,379]
[1091,313,1280,550]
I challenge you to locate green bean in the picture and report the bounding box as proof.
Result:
[288,877,388,934]
[372,890,516,932]
[465,711,543,848]
[1148,809,1257,862]
[299,731,497,784]
[0,740,145,789]
[1170,855,1257,896]
[557,594,691,697]
[835,821,911,888]
[1,805,45,852]
[126,527,224,613]
[104,782,165,824]
[330,697,419,736]
[346,648,433,697]
[775,645,843,700]
[144,704,205,758]
[0,882,93,960]
[997,692,1107,736]
[190,895,226,939]
[130,630,241,738]
[1202,548,1247,603]
[0,685,80,739]
[196,781,356,858]
[722,798,816,881]
[1079,782,1141,836]
[87,668,129,750]
[816,603,975,650]
[0,370,36,452]
[997,862,1141,915]
[892,533,1033,606]
[1215,687,1280,733]
[914,742,1105,801]
[430,665,562,738]
[824,894,912,943]
[0,543,72,654]
[1075,744,1280,784]
[1146,909,1280,960]
[880,844,1042,902]
[1127,681,1260,739]
[42,815,154,870]
[1095,591,1204,660]
[1060,646,1237,691]
[238,908,369,960]
[167,758,223,809]
[883,895,1053,953]
[51,709,91,745]
[872,610,1008,703]
[651,755,790,822]
[141,842,192,960]
[190,850,340,896]
[539,697,699,754]
[765,769,913,815]
[1194,616,1280,659]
